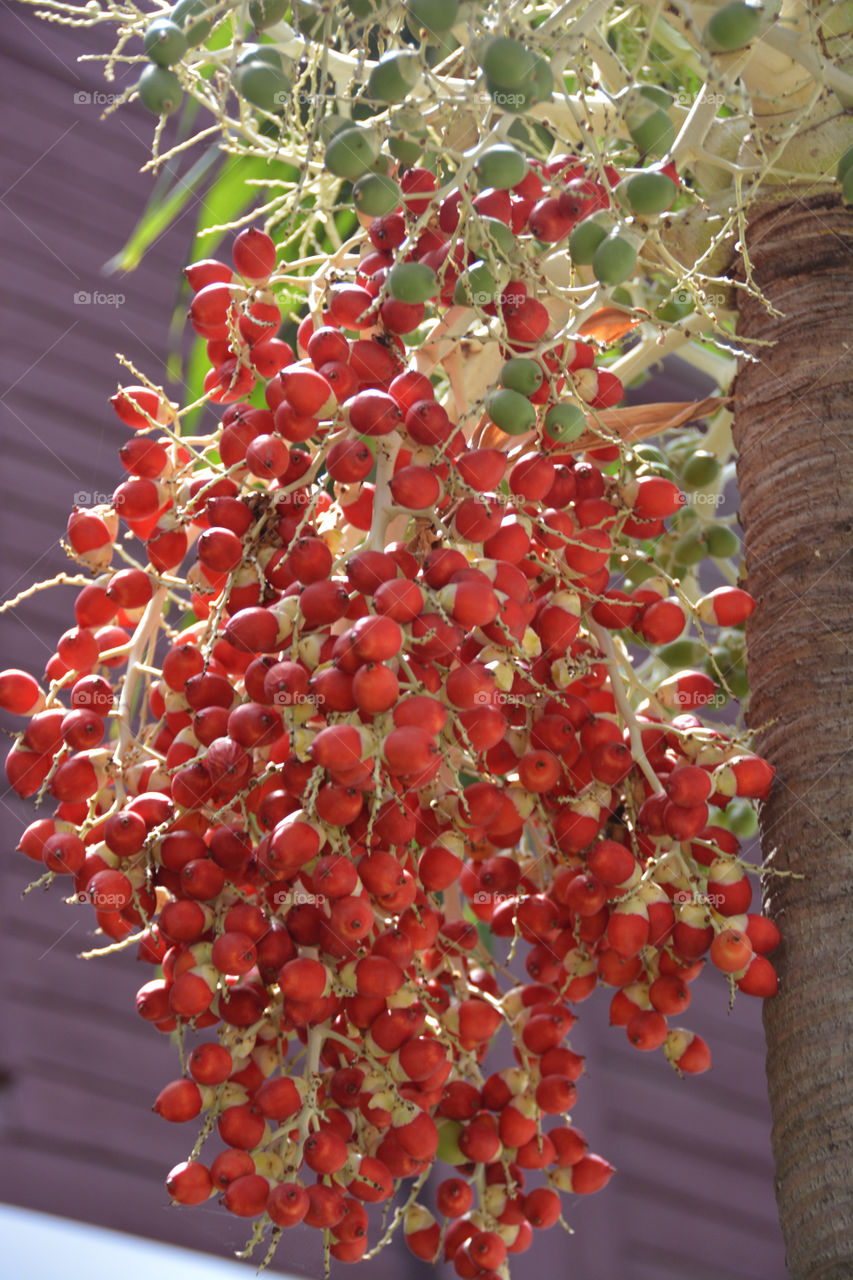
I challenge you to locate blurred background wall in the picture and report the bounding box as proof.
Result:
[0,13,786,1278]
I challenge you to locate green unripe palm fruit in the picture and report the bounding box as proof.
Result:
[681,450,721,489]
[237,44,285,68]
[484,387,537,436]
[632,444,666,466]
[528,54,554,103]
[325,127,380,180]
[475,144,528,190]
[659,639,705,668]
[500,357,543,396]
[726,799,758,837]
[706,525,740,559]
[138,64,183,115]
[170,0,216,47]
[407,0,459,34]
[453,260,499,308]
[479,36,533,90]
[629,108,676,158]
[618,171,678,217]
[249,0,288,26]
[436,1120,466,1165]
[656,293,695,322]
[672,527,707,566]
[569,213,612,265]
[705,2,762,52]
[366,51,421,104]
[352,173,401,217]
[292,0,326,36]
[544,402,586,442]
[837,143,853,184]
[592,230,638,286]
[235,59,291,113]
[387,262,438,304]
[842,168,853,206]
[468,215,518,260]
[144,19,187,67]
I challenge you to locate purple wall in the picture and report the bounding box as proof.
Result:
[0,15,787,1279]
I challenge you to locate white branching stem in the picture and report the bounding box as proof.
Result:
[364,433,402,553]
[589,620,665,795]
[113,583,168,796]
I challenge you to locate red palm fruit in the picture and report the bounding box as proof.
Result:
[457,999,502,1043]
[279,957,329,1000]
[303,1130,348,1175]
[713,753,775,799]
[42,831,86,876]
[268,1182,310,1227]
[210,1150,254,1191]
[563,1154,615,1193]
[625,474,685,519]
[736,952,779,997]
[304,1183,346,1228]
[597,949,643,988]
[696,585,756,626]
[709,927,753,974]
[549,1125,588,1166]
[637,597,687,644]
[395,1111,439,1160]
[255,1076,302,1122]
[329,895,375,943]
[524,1186,561,1229]
[439,1081,482,1121]
[672,902,715,959]
[515,1132,557,1169]
[666,764,713,807]
[626,1009,668,1051]
[405,1206,441,1262]
[418,843,463,891]
[459,1115,501,1163]
[166,1161,213,1205]
[664,1028,712,1074]
[707,858,753,915]
[649,973,692,1015]
[664,799,710,840]
[745,912,782,954]
[347,1155,394,1203]
[436,1178,473,1218]
[587,839,637,886]
[223,1173,270,1218]
[355,955,404,997]
[606,899,650,957]
[232,227,275,280]
[218,1105,266,1150]
[153,1079,203,1123]
[468,1232,507,1271]
[188,1043,233,1085]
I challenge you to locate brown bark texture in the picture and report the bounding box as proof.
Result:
[733,194,853,1280]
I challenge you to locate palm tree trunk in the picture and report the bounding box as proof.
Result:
[732,193,853,1279]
